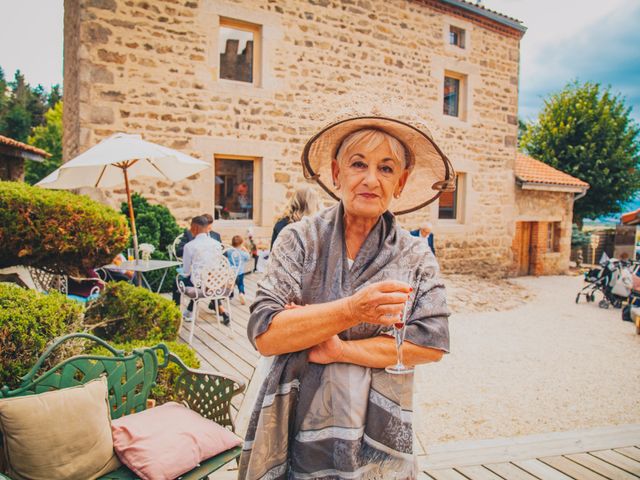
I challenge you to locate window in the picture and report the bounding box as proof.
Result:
[214,156,256,220]
[449,26,465,48]
[438,175,460,220]
[219,18,261,84]
[443,75,460,117]
[547,222,561,252]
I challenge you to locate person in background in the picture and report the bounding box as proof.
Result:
[176,216,201,258]
[176,214,221,258]
[173,216,228,325]
[246,230,259,272]
[270,186,320,249]
[67,267,104,298]
[202,213,222,242]
[411,221,436,256]
[108,253,134,282]
[225,235,251,305]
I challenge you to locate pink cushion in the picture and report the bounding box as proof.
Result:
[111,402,242,480]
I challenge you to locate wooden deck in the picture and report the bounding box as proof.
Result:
[178,273,640,479]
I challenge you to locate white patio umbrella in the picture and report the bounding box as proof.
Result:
[37,133,211,260]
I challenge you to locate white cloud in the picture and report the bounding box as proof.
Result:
[0,0,63,89]
[482,0,640,122]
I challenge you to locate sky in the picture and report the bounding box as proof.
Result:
[0,0,638,123]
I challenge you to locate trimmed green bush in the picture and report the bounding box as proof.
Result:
[0,283,84,388]
[122,193,181,254]
[88,339,200,404]
[0,182,130,275]
[85,281,181,343]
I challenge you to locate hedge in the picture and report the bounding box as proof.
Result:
[85,281,181,343]
[0,182,130,275]
[88,340,200,404]
[0,283,84,388]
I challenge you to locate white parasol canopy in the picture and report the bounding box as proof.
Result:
[37,133,210,261]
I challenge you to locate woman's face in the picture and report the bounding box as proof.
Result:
[332,138,409,219]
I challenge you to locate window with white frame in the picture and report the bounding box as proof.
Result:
[449,26,465,48]
[214,155,258,220]
[218,18,261,85]
[443,71,468,119]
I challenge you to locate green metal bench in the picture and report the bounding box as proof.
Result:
[0,333,246,480]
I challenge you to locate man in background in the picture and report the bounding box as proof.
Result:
[176,213,222,257]
[173,216,229,325]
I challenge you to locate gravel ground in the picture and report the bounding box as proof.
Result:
[414,273,640,448]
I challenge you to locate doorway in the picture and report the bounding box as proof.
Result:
[516,221,534,276]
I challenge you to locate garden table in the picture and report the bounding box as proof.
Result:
[102,259,181,293]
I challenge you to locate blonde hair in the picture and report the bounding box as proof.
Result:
[282,187,320,222]
[335,129,408,168]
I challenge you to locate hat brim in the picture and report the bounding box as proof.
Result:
[301,116,455,215]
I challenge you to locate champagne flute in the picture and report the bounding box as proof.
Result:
[385,281,414,375]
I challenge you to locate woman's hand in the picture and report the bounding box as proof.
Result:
[346,281,411,327]
[309,335,344,364]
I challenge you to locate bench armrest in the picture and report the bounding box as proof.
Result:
[168,353,246,431]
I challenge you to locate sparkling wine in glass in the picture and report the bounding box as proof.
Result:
[385,287,414,375]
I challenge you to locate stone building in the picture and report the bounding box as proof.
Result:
[0,135,49,182]
[512,153,589,276]
[63,0,585,275]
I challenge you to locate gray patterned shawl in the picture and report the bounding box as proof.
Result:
[240,203,450,480]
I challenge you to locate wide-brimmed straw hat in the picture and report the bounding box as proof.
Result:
[301,115,456,215]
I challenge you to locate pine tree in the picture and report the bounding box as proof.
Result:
[25,101,63,185]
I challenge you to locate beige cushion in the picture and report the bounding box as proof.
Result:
[0,376,121,480]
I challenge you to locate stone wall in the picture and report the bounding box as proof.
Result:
[512,189,576,276]
[64,0,524,273]
[0,156,25,181]
[62,0,81,164]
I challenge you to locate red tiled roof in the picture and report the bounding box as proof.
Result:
[621,209,640,225]
[0,135,50,158]
[515,153,589,189]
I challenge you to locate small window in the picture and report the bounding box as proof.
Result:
[219,18,261,84]
[449,26,465,48]
[438,175,460,220]
[443,76,460,117]
[547,222,561,252]
[214,156,256,220]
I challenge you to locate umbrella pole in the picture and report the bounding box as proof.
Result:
[122,166,142,286]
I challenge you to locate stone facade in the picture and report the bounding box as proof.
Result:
[63,0,561,276]
[0,156,25,182]
[511,190,574,276]
[0,136,50,182]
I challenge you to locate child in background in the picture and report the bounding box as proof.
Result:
[226,235,251,305]
[246,231,259,273]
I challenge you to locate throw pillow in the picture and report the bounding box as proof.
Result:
[111,401,242,480]
[0,376,121,480]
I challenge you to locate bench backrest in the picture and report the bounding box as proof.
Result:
[0,333,164,420]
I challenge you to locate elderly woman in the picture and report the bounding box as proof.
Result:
[240,116,455,480]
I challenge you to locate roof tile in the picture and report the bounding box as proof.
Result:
[515,153,589,188]
[0,135,50,158]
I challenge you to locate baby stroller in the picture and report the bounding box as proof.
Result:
[575,255,632,308]
[621,264,640,334]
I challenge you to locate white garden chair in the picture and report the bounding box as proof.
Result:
[177,257,236,345]
[168,232,184,261]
